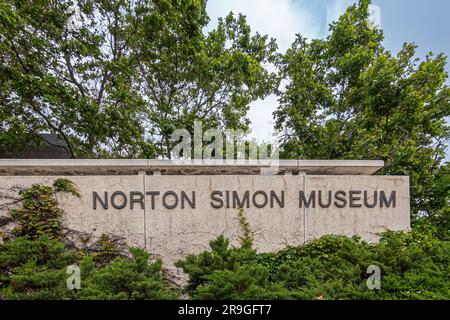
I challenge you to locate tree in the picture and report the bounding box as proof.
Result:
[274,0,450,219]
[0,0,146,158]
[131,0,277,158]
[0,0,277,158]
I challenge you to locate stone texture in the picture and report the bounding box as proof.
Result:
[145,175,304,279]
[304,175,410,243]
[58,176,145,248]
[0,176,145,248]
[0,173,410,283]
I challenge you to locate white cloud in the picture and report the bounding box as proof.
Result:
[326,1,382,32]
[326,0,354,29]
[207,0,322,52]
[205,0,360,140]
[207,1,449,162]
[206,0,327,138]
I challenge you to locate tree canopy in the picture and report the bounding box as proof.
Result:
[274,0,449,218]
[0,0,449,220]
[0,0,277,158]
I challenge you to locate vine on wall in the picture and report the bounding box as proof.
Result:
[237,208,253,248]
[1,179,128,264]
[10,179,80,240]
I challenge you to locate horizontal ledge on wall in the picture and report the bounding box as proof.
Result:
[0,159,384,176]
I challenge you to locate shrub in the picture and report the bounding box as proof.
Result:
[2,181,448,300]
[75,248,178,300]
[174,235,257,294]
[0,181,177,300]
[0,236,77,299]
[176,230,450,300]
[0,236,178,300]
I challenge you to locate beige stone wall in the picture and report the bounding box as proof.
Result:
[145,176,305,280]
[0,176,146,248]
[304,175,410,243]
[0,174,410,278]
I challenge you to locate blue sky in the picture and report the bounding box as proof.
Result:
[207,0,450,161]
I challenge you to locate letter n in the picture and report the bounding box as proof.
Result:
[93,191,108,209]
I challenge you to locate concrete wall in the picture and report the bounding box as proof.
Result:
[0,174,410,281]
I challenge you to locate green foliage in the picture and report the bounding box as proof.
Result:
[0,236,178,300]
[175,235,257,294]
[0,0,276,158]
[192,264,292,300]
[177,230,450,300]
[3,229,448,300]
[76,248,178,300]
[10,179,79,240]
[53,178,80,197]
[274,0,450,221]
[11,184,63,240]
[1,180,176,300]
[237,208,253,248]
[80,234,125,268]
[0,236,77,299]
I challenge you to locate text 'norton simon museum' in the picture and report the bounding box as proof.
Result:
[0,159,410,279]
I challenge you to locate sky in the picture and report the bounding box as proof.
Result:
[206,0,450,161]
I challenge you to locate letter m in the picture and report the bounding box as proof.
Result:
[299,191,315,208]
[380,191,396,208]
